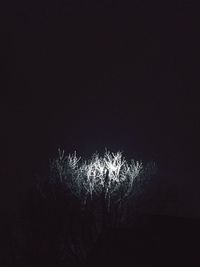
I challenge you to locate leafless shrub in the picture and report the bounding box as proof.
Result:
[50,149,146,208]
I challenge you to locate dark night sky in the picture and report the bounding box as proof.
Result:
[2,1,200,216]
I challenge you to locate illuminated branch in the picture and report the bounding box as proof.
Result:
[50,149,147,207]
[33,149,157,266]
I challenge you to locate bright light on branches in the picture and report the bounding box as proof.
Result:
[50,149,146,206]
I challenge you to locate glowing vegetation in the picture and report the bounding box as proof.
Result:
[49,149,154,211]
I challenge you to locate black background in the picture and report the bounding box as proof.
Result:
[2,1,200,216]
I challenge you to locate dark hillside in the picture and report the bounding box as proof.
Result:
[86,214,200,267]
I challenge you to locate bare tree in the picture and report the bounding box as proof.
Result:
[30,149,157,266]
[49,149,156,227]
